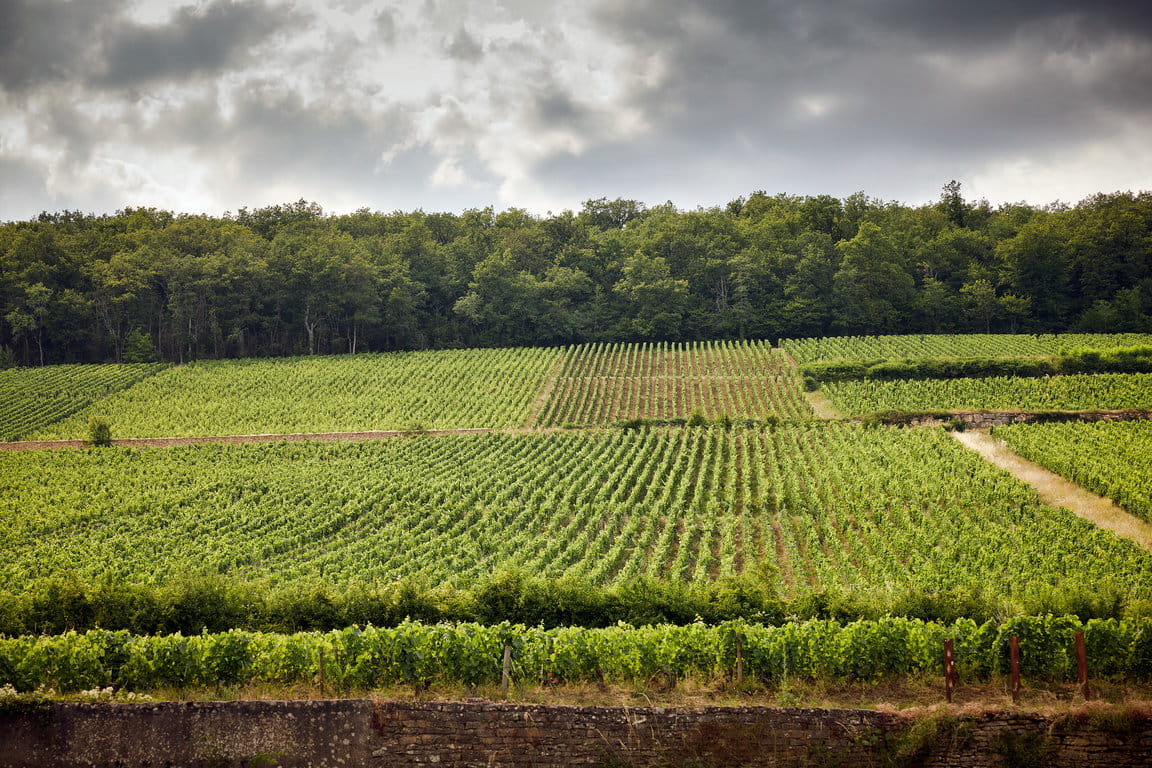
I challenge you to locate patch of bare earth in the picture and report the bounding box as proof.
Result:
[951,429,1152,552]
[522,356,567,428]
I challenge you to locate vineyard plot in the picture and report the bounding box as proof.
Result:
[781,333,1152,364]
[33,348,560,438]
[824,373,1152,416]
[536,341,811,426]
[0,363,167,442]
[3,425,1149,601]
[5,616,1152,692]
[993,420,1152,524]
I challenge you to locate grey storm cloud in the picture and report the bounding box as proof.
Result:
[91,0,299,88]
[1,0,1150,220]
[0,0,124,92]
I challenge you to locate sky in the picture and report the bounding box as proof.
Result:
[1,0,1151,221]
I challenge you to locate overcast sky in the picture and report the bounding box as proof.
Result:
[2,0,1151,221]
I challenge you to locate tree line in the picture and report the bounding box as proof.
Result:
[2,184,1151,365]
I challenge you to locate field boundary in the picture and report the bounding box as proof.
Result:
[0,428,494,451]
[951,429,1152,552]
[521,354,567,428]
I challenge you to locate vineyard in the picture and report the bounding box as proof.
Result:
[3,615,1151,693]
[31,348,560,439]
[0,363,167,442]
[823,373,1152,416]
[992,421,1152,523]
[781,333,1152,364]
[3,426,1150,602]
[535,341,810,426]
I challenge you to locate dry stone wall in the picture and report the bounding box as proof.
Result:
[1,700,1150,767]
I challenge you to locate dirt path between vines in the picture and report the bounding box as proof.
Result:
[951,429,1152,552]
[522,355,567,428]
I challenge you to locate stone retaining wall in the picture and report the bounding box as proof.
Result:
[905,409,1152,429]
[1,700,1150,767]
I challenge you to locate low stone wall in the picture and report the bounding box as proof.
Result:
[1,700,1150,767]
[904,409,1152,429]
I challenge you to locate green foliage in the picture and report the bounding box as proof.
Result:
[886,711,972,768]
[0,363,165,442]
[826,372,1152,416]
[797,343,1152,384]
[86,417,112,447]
[6,192,1152,364]
[35,348,560,439]
[3,426,1150,618]
[538,341,810,427]
[5,616,1152,693]
[122,329,160,364]
[994,420,1152,522]
[783,333,1152,365]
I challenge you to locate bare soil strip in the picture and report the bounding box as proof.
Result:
[951,429,1152,552]
[522,355,567,428]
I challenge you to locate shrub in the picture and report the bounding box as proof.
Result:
[686,409,708,427]
[87,418,112,447]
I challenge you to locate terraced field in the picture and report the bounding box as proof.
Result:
[31,348,560,438]
[824,373,1152,416]
[0,363,167,441]
[536,341,810,426]
[781,333,1152,364]
[3,425,1149,602]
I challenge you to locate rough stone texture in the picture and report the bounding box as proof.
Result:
[1,700,1150,767]
[907,409,1152,429]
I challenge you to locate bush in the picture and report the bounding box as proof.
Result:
[122,329,159,363]
[87,418,112,447]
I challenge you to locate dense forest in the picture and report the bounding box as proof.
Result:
[2,184,1151,365]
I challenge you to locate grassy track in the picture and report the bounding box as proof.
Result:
[992,420,1152,524]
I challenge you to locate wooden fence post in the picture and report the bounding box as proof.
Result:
[1075,631,1089,700]
[1009,635,1021,704]
[501,645,512,700]
[943,638,956,703]
[735,635,744,685]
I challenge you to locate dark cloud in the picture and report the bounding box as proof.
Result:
[1,0,1149,220]
[0,0,123,93]
[93,0,298,88]
[582,0,1152,187]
